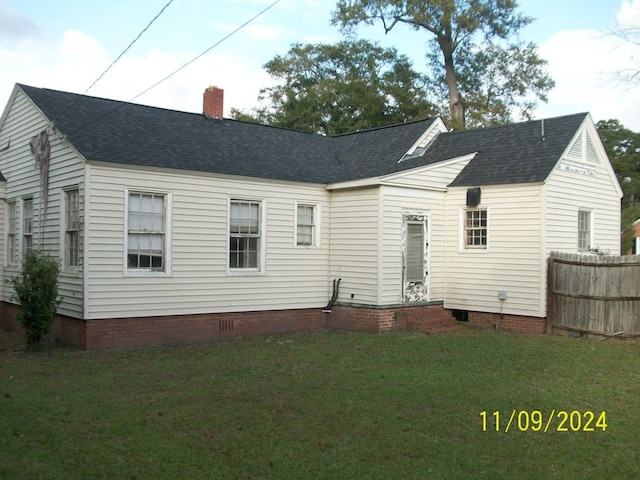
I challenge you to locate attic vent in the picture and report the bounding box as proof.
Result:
[565,130,599,164]
[585,134,598,163]
[567,132,583,159]
[466,188,481,207]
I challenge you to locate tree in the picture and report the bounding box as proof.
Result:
[428,41,555,128]
[597,119,640,253]
[332,0,554,130]
[609,25,640,87]
[231,39,436,135]
[10,250,61,350]
[597,119,640,207]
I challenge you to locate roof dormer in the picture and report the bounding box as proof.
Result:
[398,117,448,163]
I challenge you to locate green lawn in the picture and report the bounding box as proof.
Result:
[1,328,638,479]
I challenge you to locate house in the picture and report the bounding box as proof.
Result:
[0,84,622,349]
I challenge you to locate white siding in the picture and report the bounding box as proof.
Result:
[443,121,621,318]
[382,156,473,190]
[0,180,5,301]
[380,186,447,304]
[0,88,85,318]
[444,184,546,317]
[86,164,331,319]
[328,187,380,305]
[545,125,621,255]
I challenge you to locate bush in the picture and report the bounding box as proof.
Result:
[10,250,61,349]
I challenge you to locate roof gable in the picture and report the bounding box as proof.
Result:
[555,116,623,198]
[427,113,590,187]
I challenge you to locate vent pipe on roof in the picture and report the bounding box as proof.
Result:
[541,118,545,142]
[203,85,224,119]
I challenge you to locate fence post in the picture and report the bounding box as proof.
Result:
[546,255,555,334]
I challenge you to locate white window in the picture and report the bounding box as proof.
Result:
[578,210,591,251]
[296,203,316,247]
[127,191,167,272]
[65,189,80,268]
[22,198,33,254]
[229,199,262,271]
[7,201,16,265]
[465,209,487,249]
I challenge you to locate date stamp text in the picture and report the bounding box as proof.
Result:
[480,410,607,432]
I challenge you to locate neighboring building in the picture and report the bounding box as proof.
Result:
[627,218,640,254]
[0,84,623,349]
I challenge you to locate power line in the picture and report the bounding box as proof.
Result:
[130,0,281,103]
[84,0,174,95]
[53,0,174,123]
[66,0,281,136]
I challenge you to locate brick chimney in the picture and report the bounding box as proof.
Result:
[203,85,224,119]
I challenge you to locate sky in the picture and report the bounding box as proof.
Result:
[1,0,640,130]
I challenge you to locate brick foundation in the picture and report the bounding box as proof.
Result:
[1,302,327,350]
[1,301,547,350]
[467,311,546,334]
[328,303,458,334]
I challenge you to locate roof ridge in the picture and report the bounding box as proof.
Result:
[332,117,435,138]
[220,117,330,136]
[444,112,589,137]
[18,83,345,138]
[18,83,204,118]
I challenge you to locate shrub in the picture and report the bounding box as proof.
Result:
[10,250,61,349]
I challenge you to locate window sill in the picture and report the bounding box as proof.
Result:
[124,270,172,277]
[459,247,489,253]
[227,268,265,277]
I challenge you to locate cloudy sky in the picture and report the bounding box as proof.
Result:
[1,0,640,129]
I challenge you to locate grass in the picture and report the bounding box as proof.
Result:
[1,328,639,479]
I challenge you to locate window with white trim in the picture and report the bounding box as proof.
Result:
[296,203,316,247]
[127,191,167,272]
[22,198,33,254]
[65,189,80,268]
[7,201,16,265]
[578,210,591,251]
[465,209,487,249]
[229,200,262,270]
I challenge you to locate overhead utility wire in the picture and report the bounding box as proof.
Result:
[84,0,175,95]
[130,0,281,103]
[67,0,281,136]
[52,0,174,123]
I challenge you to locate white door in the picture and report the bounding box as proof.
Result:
[402,213,429,303]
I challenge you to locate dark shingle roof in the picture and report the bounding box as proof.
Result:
[17,84,435,184]
[331,122,443,182]
[423,113,588,187]
[17,84,586,187]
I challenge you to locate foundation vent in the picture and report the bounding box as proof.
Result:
[218,319,234,332]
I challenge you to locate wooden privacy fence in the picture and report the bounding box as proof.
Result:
[547,252,640,338]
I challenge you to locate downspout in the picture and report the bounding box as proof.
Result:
[323,278,341,312]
